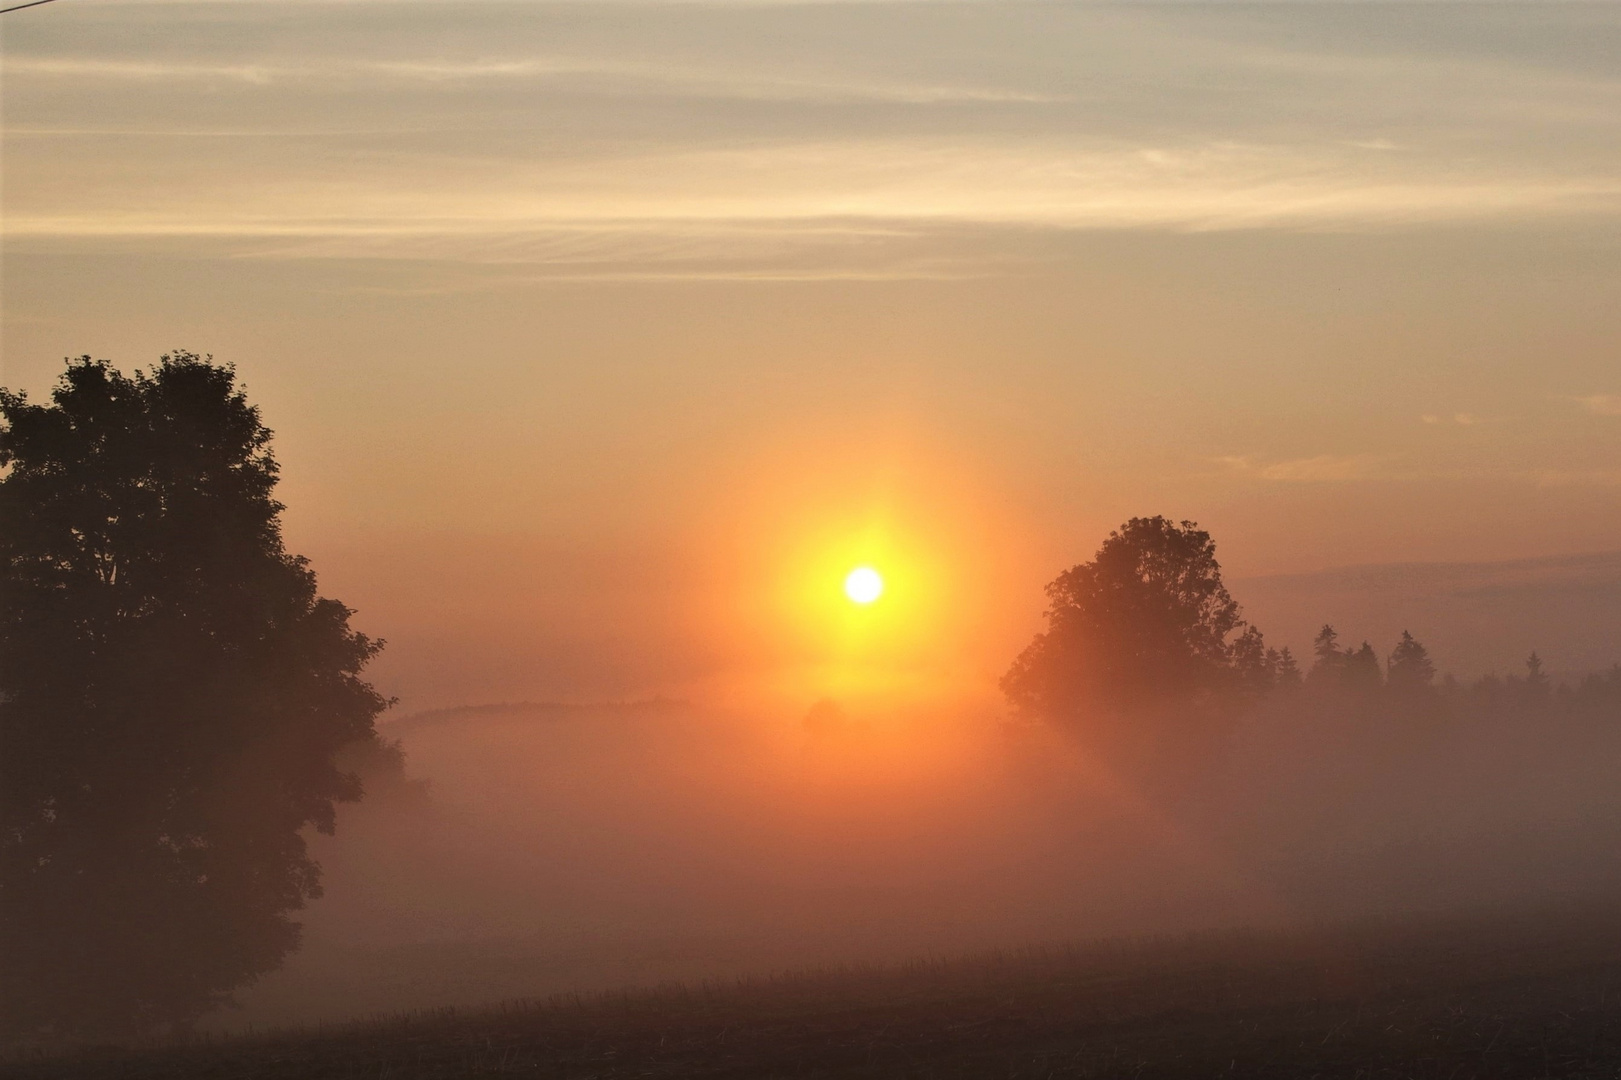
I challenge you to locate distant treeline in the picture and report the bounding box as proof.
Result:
[1003,516,1621,760]
[1288,623,1621,712]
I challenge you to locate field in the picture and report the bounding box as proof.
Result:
[11,903,1621,1079]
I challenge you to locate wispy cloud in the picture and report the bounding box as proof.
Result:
[1525,469,1621,488]
[1572,395,1621,417]
[2,58,283,83]
[1216,454,1384,483]
[1218,456,1621,490]
[6,2,1619,279]
[7,139,1619,246]
[2,54,1064,105]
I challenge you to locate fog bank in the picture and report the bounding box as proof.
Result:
[222,684,1621,1029]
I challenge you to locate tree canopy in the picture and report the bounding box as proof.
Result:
[0,354,389,1039]
[1001,517,1272,740]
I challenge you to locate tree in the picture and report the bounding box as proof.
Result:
[1229,624,1274,693]
[1345,642,1383,689]
[1387,630,1436,693]
[1309,624,1343,682]
[1524,651,1550,698]
[1001,517,1262,738]
[1272,646,1302,688]
[1308,626,1381,691]
[0,354,389,1039]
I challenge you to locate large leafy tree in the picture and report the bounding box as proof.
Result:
[0,354,388,1039]
[1001,517,1267,742]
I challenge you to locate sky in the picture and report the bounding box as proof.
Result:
[3,1,1620,709]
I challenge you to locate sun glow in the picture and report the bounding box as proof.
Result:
[844,566,884,605]
[689,439,1034,711]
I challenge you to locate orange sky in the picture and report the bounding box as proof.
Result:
[3,2,1619,709]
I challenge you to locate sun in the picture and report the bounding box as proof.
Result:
[844,566,884,605]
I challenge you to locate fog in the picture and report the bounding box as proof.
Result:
[223,671,1621,1030]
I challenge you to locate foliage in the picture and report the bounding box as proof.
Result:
[0,355,389,1039]
[1309,625,1383,691]
[1006,517,1621,759]
[1001,517,1269,738]
[1386,630,1436,692]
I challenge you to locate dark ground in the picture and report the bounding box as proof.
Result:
[12,903,1621,1079]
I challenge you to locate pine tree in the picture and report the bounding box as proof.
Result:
[1387,630,1436,692]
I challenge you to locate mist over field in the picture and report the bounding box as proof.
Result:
[231,641,1621,1029]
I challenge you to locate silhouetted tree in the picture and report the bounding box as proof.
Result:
[1308,626,1381,692]
[0,355,389,1040]
[1309,625,1343,683]
[1525,652,1550,697]
[1001,517,1265,748]
[1230,625,1276,693]
[332,735,430,809]
[1346,642,1383,689]
[1386,630,1436,693]
[1272,646,1302,688]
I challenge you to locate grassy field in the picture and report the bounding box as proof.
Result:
[11,904,1621,1079]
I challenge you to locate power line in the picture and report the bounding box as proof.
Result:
[0,0,63,14]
